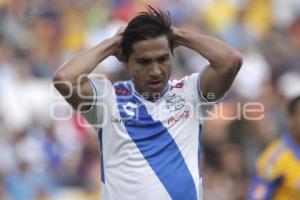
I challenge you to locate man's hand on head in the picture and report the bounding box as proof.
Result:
[172,27,184,49]
[109,26,126,62]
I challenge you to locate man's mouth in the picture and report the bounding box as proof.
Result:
[148,80,163,91]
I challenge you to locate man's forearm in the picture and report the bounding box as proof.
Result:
[53,38,118,84]
[52,30,122,110]
[174,28,242,69]
[174,28,242,100]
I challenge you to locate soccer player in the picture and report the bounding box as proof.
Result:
[248,95,300,200]
[53,6,242,200]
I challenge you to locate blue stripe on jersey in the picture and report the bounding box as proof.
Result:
[198,124,202,178]
[98,128,105,183]
[115,83,197,200]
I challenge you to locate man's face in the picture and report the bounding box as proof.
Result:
[125,36,172,100]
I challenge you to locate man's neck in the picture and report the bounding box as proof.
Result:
[131,81,170,101]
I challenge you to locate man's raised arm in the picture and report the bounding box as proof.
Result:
[173,28,243,101]
[52,32,122,111]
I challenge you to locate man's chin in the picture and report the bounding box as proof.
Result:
[148,81,164,92]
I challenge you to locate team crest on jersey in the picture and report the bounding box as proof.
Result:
[163,93,185,112]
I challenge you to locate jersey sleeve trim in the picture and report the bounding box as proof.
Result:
[197,73,226,103]
[78,77,97,113]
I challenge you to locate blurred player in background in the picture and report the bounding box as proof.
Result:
[248,95,300,200]
[53,6,242,200]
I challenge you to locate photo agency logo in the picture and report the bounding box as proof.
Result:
[51,75,265,128]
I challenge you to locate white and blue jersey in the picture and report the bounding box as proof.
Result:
[82,73,214,200]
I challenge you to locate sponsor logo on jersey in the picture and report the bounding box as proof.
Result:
[168,110,190,125]
[122,102,137,116]
[163,93,185,112]
[111,116,146,126]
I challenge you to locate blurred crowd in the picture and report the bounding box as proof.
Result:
[0,0,300,199]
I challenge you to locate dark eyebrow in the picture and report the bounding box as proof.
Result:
[158,53,170,59]
[136,57,151,62]
[136,53,170,62]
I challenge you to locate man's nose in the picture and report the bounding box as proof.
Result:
[149,62,162,77]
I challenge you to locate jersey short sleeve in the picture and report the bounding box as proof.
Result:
[183,72,226,102]
[181,73,220,120]
[81,78,113,131]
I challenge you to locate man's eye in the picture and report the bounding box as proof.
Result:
[158,56,169,63]
[138,60,151,65]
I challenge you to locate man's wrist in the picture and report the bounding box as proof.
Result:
[94,38,117,58]
[174,28,192,47]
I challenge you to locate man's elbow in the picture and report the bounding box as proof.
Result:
[52,70,71,94]
[53,70,63,83]
[229,50,243,71]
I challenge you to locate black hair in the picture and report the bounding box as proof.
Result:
[121,5,174,62]
[288,95,300,115]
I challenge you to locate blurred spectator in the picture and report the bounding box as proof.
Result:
[248,95,300,200]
